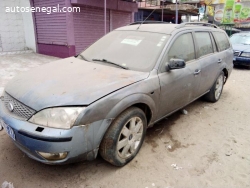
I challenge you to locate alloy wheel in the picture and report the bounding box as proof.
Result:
[117,117,143,159]
[215,74,224,100]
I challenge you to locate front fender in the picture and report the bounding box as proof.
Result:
[105,93,157,126]
[75,71,160,126]
[74,93,156,150]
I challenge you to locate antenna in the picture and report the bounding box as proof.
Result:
[137,9,157,30]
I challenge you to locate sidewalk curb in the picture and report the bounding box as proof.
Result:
[0,50,33,56]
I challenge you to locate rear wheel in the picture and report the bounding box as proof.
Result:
[99,107,147,166]
[204,71,224,102]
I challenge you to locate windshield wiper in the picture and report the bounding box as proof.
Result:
[92,58,128,70]
[77,54,89,61]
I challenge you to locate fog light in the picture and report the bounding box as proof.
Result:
[37,151,68,161]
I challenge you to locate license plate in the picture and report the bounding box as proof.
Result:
[0,119,16,141]
[233,57,236,61]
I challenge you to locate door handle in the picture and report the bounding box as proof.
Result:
[218,59,222,63]
[194,69,201,75]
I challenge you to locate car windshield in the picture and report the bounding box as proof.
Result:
[80,30,169,72]
[230,34,250,45]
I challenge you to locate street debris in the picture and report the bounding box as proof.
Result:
[225,153,232,156]
[171,164,183,170]
[145,183,155,188]
[225,149,233,156]
[181,109,188,115]
[167,145,172,149]
[1,181,14,188]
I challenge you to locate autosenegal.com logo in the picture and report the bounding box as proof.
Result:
[5,4,80,14]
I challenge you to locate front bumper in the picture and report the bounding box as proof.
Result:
[0,100,112,164]
[233,56,250,67]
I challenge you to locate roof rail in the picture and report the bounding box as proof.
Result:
[129,21,171,25]
[176,22,218,29]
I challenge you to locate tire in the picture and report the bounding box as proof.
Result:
[99,107,147,166]
[204,71,224,103]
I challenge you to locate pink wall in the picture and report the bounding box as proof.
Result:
[38,44,76,58]
[34,0,138,58]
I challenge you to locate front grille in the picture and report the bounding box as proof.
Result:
[234,51,241,56]
[3,92,36,119]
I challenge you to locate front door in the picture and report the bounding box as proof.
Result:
[157,32,201,118]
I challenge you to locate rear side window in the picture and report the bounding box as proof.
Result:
[213,32,230,51]
[167,33,195,62]
[195,32,213,57]
[210,33,218,52]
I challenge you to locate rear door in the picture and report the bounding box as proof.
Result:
[212,31,233,70]
[194,31,221,95]
[157,32,201,118]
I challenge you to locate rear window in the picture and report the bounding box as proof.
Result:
[212,32,230,51]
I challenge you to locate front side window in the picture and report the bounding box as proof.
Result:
[213,32,230,51]
[80,30,170,72]
[195,32,213,57]
[167,33,195,62]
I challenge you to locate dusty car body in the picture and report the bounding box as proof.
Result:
[0,22,233,166]
[230,32,250,68]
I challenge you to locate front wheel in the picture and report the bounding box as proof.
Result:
[204,71,224,103]
[99,107,147,166]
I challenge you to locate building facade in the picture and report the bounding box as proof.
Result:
[32,0,138,58]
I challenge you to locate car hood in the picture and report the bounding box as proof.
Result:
[232,44,250,52]
[5,57,149,111]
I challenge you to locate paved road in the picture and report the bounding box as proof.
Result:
[0,54,249,188]
[0,53,59,95]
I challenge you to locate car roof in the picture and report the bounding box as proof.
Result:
[117,24,178,34]
[116,22,221,35]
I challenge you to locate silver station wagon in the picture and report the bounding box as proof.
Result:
[0,22,233,166]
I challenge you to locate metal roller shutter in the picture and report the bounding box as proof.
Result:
[111,10,132,30]
[73,5,110,54]
[33,0,67,45]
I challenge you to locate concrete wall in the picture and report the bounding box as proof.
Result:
[0,0,36,52]
[20,0,37,52]
[0,0,26,52]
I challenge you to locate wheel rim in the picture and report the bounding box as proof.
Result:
[215,74,224,100]
[117,117,143,159]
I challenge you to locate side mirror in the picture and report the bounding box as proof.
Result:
[165,58,186,71]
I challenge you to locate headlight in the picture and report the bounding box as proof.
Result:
[240,52,250,57]
[29,107,85,129]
